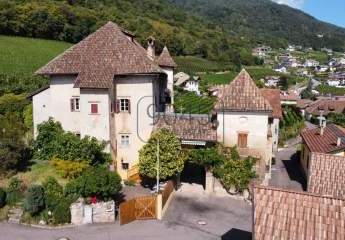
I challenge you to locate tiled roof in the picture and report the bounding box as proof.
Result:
[156,46,177,68]
[36,21,162,88]
[301,124,345,153]
[253,185,345,240]
[280,90,299,101]
[260,89,283,119]
[308,153,345,199]
[214,69,272,113]
[154,114,217,142]
[305,99,345,116]
[297,99,314,109]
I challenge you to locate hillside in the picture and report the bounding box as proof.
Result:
[168,0,345,51]
[1,0,345,64]
[0,35,71,94]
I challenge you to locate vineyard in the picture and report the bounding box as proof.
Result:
[174,91,216,114]
[174,56,233,74]
[279,106,305,145]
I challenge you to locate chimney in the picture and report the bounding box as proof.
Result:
[147,36,155,60]
[320,121,326,136]
[337,137,342,147]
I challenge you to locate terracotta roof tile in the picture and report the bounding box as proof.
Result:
[156,46,177,68]
[36,21,162,88]
[253,185,345,240]
[260,89,283,119]
[154,114,217,142]
[305,99,345,116]
[301,124,345,153]
[214,69,273,113]
[308,153,345,199]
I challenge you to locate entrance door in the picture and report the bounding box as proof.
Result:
[238,133,248,148]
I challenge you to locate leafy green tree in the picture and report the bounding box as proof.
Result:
[65,167,122,201]
[24,185,45,215]
[188,147,224,169]
[279,76,289,90]
[327,113,345,128]
[42,177,63,211]
[139,128,185,180]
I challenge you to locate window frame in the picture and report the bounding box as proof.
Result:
[119,98,130,112]
[70,97,80,112]
[90,103,99,114]
[120,135,130,147]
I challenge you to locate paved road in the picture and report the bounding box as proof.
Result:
[269,137,306,191]
[164,189,252,240]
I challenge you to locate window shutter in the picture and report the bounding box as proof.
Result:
[128,99,131,114]
[70,99,75,112]
[115,100,120,113]
[91,103,98,114]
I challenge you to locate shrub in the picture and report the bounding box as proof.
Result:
[24,185,45,215]
[65,167,122,201]
[51,157,89,179]
[6,177,24,205]
[0,188,6,208]
[52,198,72,225]
[188,147,225,169]
[42,177,63,211]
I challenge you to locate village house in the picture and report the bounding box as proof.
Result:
[252,46,271,58]
[304,97,345,120]
[263,76,280,87]
[174,72,201,95]
[212,70,282,180]
[300,123,345,178]
[253,185,345,240]
[280,90,300,105]
[304,59,320,68]
[327,72,345,88]
[31,21,177,180]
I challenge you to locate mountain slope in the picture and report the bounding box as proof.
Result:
[168,0,345,51]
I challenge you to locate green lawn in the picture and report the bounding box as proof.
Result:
[0,35,71,76]
[174,91,216,114]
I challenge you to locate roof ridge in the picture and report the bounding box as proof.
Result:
[253,184,345,201]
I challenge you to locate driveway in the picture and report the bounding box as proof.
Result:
[163,189,252,240]
[269,137,306,191]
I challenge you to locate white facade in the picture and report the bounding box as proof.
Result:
[184,79,200,95]
[32,88,51,136]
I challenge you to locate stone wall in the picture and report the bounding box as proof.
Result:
[70,198,115,225]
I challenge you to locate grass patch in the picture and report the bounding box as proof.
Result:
[0,161,68,189]
[201,72,236,85]
[316,85,345,95]
[0,35,71,77]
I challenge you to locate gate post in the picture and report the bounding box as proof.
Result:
[205,170,215,194]
[156,194,162,220]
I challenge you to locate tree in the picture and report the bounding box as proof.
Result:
[188,147,224,170]
[279,76,289,90]
[139,128,185,180]
[24,185,45,215]
[42,177,63,211]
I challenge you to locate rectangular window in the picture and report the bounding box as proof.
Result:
[237,133,248,148]
[91,103,98,114]
[122,162,129,170]
[120,99,130,112]
[70,97,80,112]
[120,135,130,147]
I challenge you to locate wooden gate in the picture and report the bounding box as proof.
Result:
[119,195,157,225]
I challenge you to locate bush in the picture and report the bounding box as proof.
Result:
[52,198,72,225]
[0,188,6,208]
[65,167,122,201]
[42,177,63,211]
[51,157,89,179]
[24,185,45,215]
[6,177,24,205]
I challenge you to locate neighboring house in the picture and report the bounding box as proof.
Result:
[315,65,328,72]
[296,99,314,117]
[280,90,299,105]
[273,65,287,73]
[304,59,320,68]
[300,124,345,177]
[307,152,345,198]
[213,70,276,180]
[304,98,345,120]
[327,72,345,88]
[252,46,271,57]
[31,21,177,180]
[264,76,280,87]
[253,185,345,240]
[174,73,201,95]
[261,89,283,154]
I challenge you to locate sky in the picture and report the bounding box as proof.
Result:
[272,0,345,28]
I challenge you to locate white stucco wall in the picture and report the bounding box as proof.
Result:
[49,75,81,133]
[32,88,51,136]
[271,118,280,153]
[79,89,110,143]
[217,112,269,149]
[114,75,157,179]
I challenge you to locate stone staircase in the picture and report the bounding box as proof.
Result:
[8,207,23,223]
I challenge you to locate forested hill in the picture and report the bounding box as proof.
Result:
[1,0,345,62]
[168,0,345,51]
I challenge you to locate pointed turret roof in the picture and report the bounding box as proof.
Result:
[36,21,162,89]
[214,69,273,112]
[156,46,177,68]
